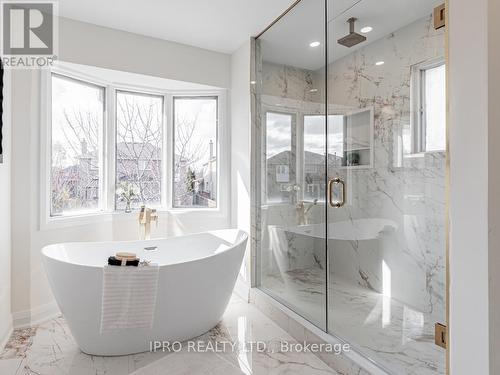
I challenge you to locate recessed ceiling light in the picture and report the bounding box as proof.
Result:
[361,26,373,33]
[250,80,256,85]
[309,41,321,48]
[309,88,318,93]
[375,61,385,66]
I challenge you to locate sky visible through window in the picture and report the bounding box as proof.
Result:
[266,112,291,158]
[50,73,221,214]
[173,97,217,207]
[304,115,344,157]
[51,75,104,215]
[115,91,163,209]
[424,64,446,151]
[51,75,103,168]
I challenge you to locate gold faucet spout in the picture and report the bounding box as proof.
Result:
[138,205,158,240]
[296,199,318,225]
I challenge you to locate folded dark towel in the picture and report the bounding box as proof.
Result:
[107,256,139,267]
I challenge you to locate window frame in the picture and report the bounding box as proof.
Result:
[114,89,165,211]
[411,57,446,154]
[261,101,374,207]
[262,109,296,205]
[40,65,228,229]
[172,95,220,209]
[42,70,108,226]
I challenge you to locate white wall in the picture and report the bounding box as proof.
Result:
[10,17,232,327]
[488,0,500,373]
[0,70,12,348]
[10,68,117,327]
[449,0,494,373]
[230,40,252,298]
[59,17,231,89]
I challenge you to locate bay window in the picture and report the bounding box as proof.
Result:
[45,68,224,220]
[50,74,105,216]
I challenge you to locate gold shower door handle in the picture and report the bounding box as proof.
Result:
[328,177,346,208]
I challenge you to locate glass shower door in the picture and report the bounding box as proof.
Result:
[256,0,328,330]
[325,0,447,373]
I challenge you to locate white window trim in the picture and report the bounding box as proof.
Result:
[40,65,229,230]
[171,95,221,209]
[410,57,446,154]
[262,108,297,206]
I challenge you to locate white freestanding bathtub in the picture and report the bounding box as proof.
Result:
[266,219,397,292]
[41,229,248,356]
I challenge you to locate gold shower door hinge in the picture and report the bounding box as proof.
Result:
[435,323,447,349]
[434,4,446,30]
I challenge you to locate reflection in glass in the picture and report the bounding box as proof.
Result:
[256,0,327,331]
[266,112,293,203]
[255,0,446,373]
[424,64,446,151]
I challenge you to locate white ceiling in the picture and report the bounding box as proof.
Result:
[260,0,444,70]
[57,0,295,54]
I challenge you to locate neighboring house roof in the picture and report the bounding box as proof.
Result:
[267,150,342,165]
[76,142,162,163]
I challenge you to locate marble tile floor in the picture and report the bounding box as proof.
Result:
[0,294,339,375]
[262,268,445,375]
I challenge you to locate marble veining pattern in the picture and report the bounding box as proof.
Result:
[261,266,445,375]
[0,295,340,375]
[328,15,446,317]
[253,14,446,374]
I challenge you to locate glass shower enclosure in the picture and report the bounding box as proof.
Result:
[253,0,447,374]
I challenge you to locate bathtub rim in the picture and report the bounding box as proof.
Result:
[278,218,398,241]
[41,229,248,270]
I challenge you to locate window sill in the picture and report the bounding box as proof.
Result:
[261,202,326,209]
[40,207,226,230]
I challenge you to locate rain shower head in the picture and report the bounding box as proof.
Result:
[337,17,366,48]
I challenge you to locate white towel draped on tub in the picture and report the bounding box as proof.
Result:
[100,265,159,334]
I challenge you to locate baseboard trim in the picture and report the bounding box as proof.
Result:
[12,301,60,330]
[0,314,13,350]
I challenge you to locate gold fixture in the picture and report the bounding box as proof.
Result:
[255,0,302,39]
[296,199,318,225]
[337,17,367,48]
[435,323,447,349]
[328,177,346,208]
[138,205,158,240]
[434,4,446,30]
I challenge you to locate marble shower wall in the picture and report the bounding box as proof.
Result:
[258,14,445,318]
[261,61,324,104]
[327,15,446,318]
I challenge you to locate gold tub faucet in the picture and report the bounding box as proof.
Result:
[138,205,158,240]
[296,199,318,225]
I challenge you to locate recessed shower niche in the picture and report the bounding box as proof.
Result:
[252,0,447,374]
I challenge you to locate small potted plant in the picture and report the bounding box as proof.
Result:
[116,182,138,213]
